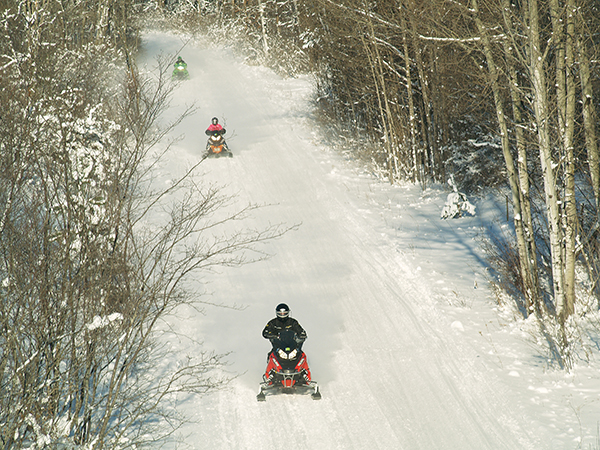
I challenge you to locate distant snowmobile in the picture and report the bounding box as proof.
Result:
[257,330,321,401]
[172,57,189,80]
[205,130,232,158]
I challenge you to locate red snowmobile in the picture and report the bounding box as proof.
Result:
[257,330,321,401]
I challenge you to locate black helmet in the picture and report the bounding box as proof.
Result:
[211,117,219,125]
[275,303,290,319]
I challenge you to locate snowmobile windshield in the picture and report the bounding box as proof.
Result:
[273,330,300,351]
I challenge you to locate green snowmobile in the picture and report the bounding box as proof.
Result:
[172,57,189,80]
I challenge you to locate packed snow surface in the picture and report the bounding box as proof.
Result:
[139,31,600,450]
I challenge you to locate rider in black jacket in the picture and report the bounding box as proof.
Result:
[262,303,307,350]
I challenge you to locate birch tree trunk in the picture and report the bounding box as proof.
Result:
[549,0,577,319]
[258,0,269,56]
[407,3,434,178]
[562,0,577,318]
[428,47,443,181]
[96,0,110,42]
[399,5,420,183]
[471,0,538,314]
[527,0,566,318]
[361,31,396,183]
[502,34,541,311]
[577,13,600,211]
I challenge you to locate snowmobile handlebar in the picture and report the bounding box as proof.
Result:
[266,331,306,344]
[206,129,226,136]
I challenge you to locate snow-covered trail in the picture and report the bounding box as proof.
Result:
[139,32,540,450]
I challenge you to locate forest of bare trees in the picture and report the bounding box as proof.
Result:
[305,0,600,367]
[1,0,600,447]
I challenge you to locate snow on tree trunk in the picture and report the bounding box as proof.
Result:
[258,0,269,56]
[471,0,539,314]
[577,17,600,211]
[502,31,541,312]
[527,0,567,318]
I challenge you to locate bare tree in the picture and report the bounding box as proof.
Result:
[0,4,292,448]
[468,0,541,315]
[578,12,600,211]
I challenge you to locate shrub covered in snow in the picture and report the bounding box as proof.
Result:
[441,176,476,219]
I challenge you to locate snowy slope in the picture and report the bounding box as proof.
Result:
[139,31,600,450]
